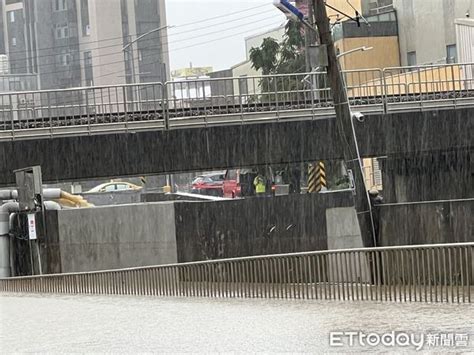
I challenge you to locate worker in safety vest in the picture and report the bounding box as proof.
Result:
[253,174,266,196]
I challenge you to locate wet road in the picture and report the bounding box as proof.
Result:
[1,294,473,353]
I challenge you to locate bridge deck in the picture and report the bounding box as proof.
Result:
[1,63,474,141]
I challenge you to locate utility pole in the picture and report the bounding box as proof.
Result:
[311,0,376,247]
[304,0,318,72]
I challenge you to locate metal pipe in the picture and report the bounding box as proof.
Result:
[0,201,18,278]
[0,200,61,278]
[0,188,61,202]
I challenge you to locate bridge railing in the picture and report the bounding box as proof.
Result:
[0,82,165,131]
[0,63,473,137]
[1,242,472,303]
[382,62,474,111]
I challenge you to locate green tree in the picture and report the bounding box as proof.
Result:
[248,37,280,75]
[249,21,306,101]
[249,21,305,75]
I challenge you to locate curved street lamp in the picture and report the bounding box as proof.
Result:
[121,25,173,84]
[336,46,373,59]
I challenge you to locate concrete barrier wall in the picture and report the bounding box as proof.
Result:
[20,194,472,276]
[35,193,355,273]
[83,191,143,206]
[46,202,178,273]
[379,200,473,246]
[173,192,355,262]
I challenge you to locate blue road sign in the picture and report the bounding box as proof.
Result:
[273,0,305,21]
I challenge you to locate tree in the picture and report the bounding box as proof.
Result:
[249,21,306,101]
[249,21,305,75]
[248,37,280,75]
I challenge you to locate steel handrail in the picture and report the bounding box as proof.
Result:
[2,242,473,279]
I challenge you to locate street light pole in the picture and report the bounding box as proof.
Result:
[121,25,173,192]
[336,46,373,59]
[122,25,172,85]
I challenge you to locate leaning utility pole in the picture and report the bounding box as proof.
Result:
[311,0,376,247]
[303,1,319,72]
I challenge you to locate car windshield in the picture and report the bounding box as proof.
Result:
[192,177,204,184]
[208,174,224,182]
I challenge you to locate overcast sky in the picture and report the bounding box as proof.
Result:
[165,0,287,71]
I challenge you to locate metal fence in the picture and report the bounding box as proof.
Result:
[0,63,473,140]
[1,242,472,303]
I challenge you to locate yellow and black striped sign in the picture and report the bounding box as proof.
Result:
[308,161,327,193]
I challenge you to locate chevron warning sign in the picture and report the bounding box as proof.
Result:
[308,161,327,193]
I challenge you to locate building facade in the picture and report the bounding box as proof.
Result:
[333,10,400,82]
[384,0,473,66]
[1,0,170,90]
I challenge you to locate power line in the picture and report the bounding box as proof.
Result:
[95,18,284,80]
[0,19,285,110]
[7,9,277,72]
[4,3,270,57]
[6,17,283,80]
[1,16,284,104]
[0,18,285,107]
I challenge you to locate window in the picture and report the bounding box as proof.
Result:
[9,11,14,22]
[226,170,237,180]
[407,51,417,67]
[84,51,92,66]
[58,52,71,66]
[11,37,16,46]
[446,44,456,64]
[104,184,117,192]
[54,0,68,11]
[115,184,130,191]
[55,24,69,39]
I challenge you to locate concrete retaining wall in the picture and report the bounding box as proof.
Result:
[45,202,177,273]
[173,192,355,262]
[31,192,357,274]
[379,200,473,246]
[14,194,472,276]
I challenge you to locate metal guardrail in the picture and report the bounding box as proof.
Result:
[1,242,472,303]
[0,63,473,141]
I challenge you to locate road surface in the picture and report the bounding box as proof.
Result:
[1,294,473,353]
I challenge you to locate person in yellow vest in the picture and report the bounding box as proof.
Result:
[254,174,266,196]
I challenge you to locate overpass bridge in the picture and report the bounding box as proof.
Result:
[0,63,473,187]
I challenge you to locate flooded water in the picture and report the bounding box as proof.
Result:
[1,294,473,353]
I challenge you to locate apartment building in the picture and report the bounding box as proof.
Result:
[1,0,170,90]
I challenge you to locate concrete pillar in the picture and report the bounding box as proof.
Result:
[326,207,370,283]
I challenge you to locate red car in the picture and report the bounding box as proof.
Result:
[191,173,225,197]
[223,169,275,198]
